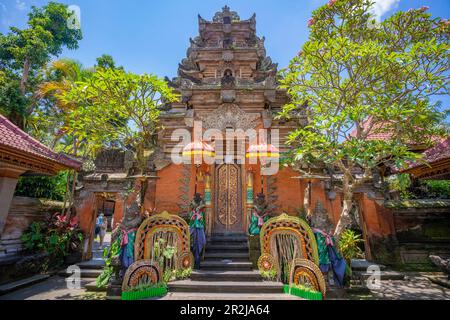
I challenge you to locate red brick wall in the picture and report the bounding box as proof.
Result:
[155,164,185,214]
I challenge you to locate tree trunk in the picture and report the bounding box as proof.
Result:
[20,58,31,95]
[61,170,71,216]
[304,181,312,218]
[333,178,354,239]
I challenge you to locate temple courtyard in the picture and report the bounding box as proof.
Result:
[0,1,449,303]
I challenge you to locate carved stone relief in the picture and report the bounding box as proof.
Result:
[198,104,260,131]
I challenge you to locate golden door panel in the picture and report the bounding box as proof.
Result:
[214,164,242,232]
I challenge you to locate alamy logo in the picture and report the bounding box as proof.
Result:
[366,264,381,290]
[66,265,81,290]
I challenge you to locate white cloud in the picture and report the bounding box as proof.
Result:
[15,0,26,11]
[371,0,400,22]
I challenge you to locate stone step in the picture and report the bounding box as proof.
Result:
[204,252,249,261]
[206,244,248,253]
[359,270,405,281]
[0,274,50,295]
[191,270,262,282]
[351,259,386,271]
[210,233,247,238]
[159,292,303,300]
[85,280,107,292]
[77,259,105,270]
[168,280,283,294]
[201,260,253,271]
[207,240,248,246]
[59,268,103,279]
[208,235,248,243]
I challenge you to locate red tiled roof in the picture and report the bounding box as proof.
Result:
[349,118,443,146]
[0,114,81,171]
[407,136,450,170]
[349,118,394,141]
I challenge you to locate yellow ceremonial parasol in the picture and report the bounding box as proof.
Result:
[182,141,215,193]
[246,143,280,195]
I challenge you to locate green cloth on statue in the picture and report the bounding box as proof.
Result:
[248,212,270,235]
[314,231,343,265]
[189,210,205,229]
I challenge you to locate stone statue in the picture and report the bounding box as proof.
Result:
[189,193,206,269]
[248,193,271,235]
[430,255,450,276]
[221,69,235,88]
[111,201,143,279]
[310,200,347,288]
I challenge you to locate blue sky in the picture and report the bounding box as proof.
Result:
[0,0,449,111]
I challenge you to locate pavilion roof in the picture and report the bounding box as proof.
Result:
[0,115,81,174]
[349,118,441,151]
[402,136,450,179]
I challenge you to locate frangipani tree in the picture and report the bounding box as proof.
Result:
[61,68,179,174]
[279,0,449,237]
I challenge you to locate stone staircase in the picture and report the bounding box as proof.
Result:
[348,259,405,294]
[58,247,106,292]
[168,233,287,297]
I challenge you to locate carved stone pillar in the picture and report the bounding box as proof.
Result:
[204,173,212,236]
[245,171,254,234]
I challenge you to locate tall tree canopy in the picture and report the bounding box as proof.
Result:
[279,0,449,237]
[0,2,82,127]
[59,68,179,172]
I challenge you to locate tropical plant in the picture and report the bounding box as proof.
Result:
[14,170,68,201]
[127,282,167,293]
[279,0,449,238]
[153,237,178,282]
[96,238,121,288]
[338,229,364,263]
[175,267,192,280]
[260,269,277,281]
[21,212,84,266]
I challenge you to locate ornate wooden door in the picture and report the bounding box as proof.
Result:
[214,164,242,233]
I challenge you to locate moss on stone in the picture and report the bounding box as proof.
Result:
[384,199,450,209]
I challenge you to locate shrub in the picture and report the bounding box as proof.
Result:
[21,212,83,268]
[338,229,364,264]
[14,171,69,201]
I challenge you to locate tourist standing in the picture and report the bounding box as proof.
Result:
[96,213,108,248]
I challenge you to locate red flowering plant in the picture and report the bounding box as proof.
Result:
[21,211,84,266]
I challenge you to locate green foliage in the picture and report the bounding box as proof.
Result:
[260,269,277,281]
[95,54,121,70]
[57,67,178,169]
[388,174,413,199]
[423,180,450,199]
[278,0,449,235]
[127,282,167,293]
[175,267,192,280]
[0,1,82,125]
[338,229,364,263]
[14,170,68,200]
[96,238,121,288]
[21,213,83,267]
[389,175,450,199]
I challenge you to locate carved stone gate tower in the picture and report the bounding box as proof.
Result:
[154,6,294,235]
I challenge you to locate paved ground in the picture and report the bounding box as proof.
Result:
[367,273,450,300]
[0,276,104,300]
[1,274,448,300]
